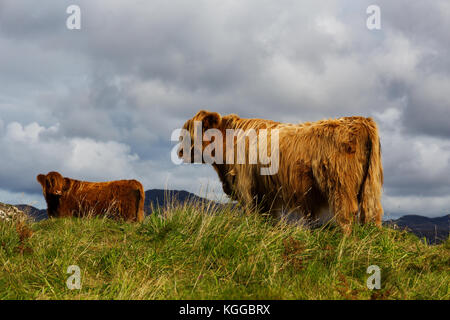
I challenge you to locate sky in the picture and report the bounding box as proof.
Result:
[0,0,449,218]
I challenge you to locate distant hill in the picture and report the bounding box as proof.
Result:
[14,204,48,221]
[384,214,449,244]
[143,189,218,214]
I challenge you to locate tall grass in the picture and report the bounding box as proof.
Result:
[0,201,449,299]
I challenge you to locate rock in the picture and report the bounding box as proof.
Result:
[0,202,27,222]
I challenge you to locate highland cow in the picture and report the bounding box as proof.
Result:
[178,110,384,234]
[37,171,145,222]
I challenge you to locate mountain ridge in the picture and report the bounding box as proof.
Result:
[383,214,449,244]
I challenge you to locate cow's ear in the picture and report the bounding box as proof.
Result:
[36,174,46,186]
[201,111,222,130]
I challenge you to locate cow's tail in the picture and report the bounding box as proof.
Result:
[359,118,384,226]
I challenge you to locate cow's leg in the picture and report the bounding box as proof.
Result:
[375,199,383,227]
[358,206,367,224]
[361,197,383,227]
[329,187,359,235]
[232,166,259,212]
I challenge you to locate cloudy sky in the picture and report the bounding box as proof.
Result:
[0,0,449,218]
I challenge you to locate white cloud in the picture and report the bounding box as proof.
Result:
[65,138,139,179]
[0,121,141,193]
[6,121,58,143]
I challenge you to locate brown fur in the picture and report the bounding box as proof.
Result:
[36,171,145,222]
[179,110,384,234]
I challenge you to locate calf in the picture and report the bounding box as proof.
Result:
[37,171,145,222]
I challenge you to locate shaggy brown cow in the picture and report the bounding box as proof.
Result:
[37,172,145,222]
[178,110,384,234]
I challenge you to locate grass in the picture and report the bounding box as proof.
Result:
[0,201,449,300]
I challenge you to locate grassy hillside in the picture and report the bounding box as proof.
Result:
[0,202,449,300]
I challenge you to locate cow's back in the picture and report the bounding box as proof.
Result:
[60,178,145,221]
